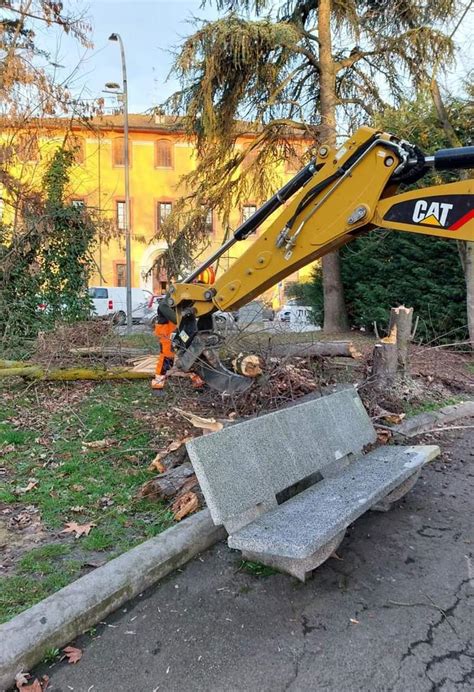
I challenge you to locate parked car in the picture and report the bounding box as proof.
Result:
[88,286,153,325]
[142,294,166,327]
[276,304,314,325]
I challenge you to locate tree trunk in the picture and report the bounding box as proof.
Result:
[318,0,349,333]
[466,242,474,343]
[372,343,398,388]
[270,341,361,358]
[388,305,413,374]
[0,364,150,381]
[430,79,474,346]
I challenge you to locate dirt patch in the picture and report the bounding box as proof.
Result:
[410,344,474,394]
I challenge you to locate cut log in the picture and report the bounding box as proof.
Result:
[271,341,362,359]
[137,463,198,501]
[232,353,263,377]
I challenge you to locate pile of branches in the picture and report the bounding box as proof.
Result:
[33,320,121,368]
[221,356,323,417]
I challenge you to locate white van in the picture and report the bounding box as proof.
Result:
[277,304,316,326]
[88,287,152,325]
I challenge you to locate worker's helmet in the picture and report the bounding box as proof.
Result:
[196,266,216,285]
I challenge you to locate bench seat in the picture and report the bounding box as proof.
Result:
[186,389,441,581]
[228,445,439,573]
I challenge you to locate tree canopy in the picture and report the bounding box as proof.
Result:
[158,0,462,329]
[290,92,473,342]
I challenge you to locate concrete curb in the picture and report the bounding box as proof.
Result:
[0,509,225,691]
[392,399,474,440]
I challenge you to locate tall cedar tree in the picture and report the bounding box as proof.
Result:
[160,0,459,332]
[289,93,472,342]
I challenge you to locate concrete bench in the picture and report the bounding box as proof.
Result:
[186,389,439,581]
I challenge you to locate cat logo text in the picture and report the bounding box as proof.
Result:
[412,200,453,227]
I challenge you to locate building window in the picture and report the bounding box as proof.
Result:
[157,201,172,231]
[155,139,173,168]
[115,263,126,287]
[116,200,126,230]
[112,137,125,166]
[242,204,257,223]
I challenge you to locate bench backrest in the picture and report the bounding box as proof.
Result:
[186,388,376,530]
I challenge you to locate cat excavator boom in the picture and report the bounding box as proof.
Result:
[153,126,474,393]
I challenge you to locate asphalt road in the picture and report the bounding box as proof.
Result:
[41,426,473,692]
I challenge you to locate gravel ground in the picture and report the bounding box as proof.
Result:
[38,424,473,692]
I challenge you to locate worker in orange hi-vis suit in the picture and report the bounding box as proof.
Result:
[151,266,216,392]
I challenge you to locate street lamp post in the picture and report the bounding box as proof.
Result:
[108,32,132,334]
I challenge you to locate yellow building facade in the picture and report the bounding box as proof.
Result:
[3,114,315,306]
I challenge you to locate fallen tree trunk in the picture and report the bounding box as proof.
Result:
[0,359,25,369]
[270,341,362,359]
[70,346,149,358]
[137,463,198,501]
[0,365,150,381]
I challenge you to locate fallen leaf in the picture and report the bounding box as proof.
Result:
[71,484,85,492]
[372,406,405,425]
[82,438,114,450]
[148,436,194,472]
[70,506,85,513]
[173,407,223,433]
[172,491,199,521]
[61,521,96,538]
[376,429,391,444]
[15,671,29,689]
[63,645,83,664]
[16,479,38,495]
[0,443,15,456]
[148,453,166,473]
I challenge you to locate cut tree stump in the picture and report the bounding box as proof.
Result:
[388,305,414,373]
[270,341,362,359]
[372,343,398,387]
[372,305,415,388]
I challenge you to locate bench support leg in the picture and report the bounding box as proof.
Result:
[371,471,421,512]
[240,529,346,582]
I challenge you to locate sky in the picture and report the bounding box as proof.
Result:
[41,0,220,113]
[38,0,474,116]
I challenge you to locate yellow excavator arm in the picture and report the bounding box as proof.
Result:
[154,126,474,393]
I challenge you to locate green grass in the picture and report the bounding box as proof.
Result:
[0,377,175,622]
[239,560,278,577]
[402,396,463,418]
